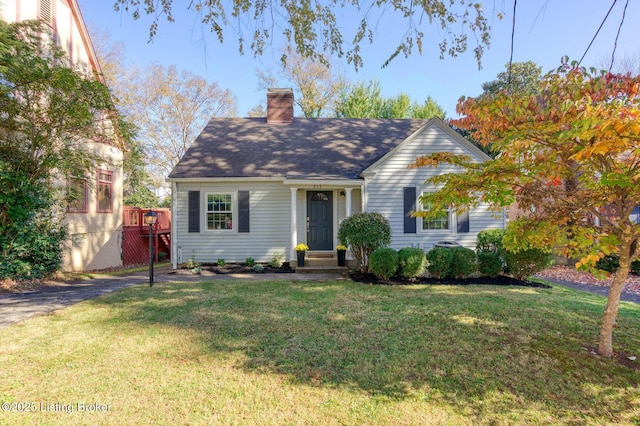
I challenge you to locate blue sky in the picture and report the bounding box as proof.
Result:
[77,1,639,118]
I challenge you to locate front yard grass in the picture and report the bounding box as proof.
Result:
[0,279,638,425]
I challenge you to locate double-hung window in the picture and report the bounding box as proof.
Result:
[207,193,233,230]
[421,192,451,231]
[97,170,113,213]
[68,176,88,212]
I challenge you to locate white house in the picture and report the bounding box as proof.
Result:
[2,0,124,271]
[167,89,505,268]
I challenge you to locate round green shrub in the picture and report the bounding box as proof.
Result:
[476,229,506,252]
[426,247,453,279]
[477,250,504,277]
[450,246,477,278]
[596,254,619,273]
[337,212,391,273]
[398,247,427,278]
[503,248,554,280]
[369,248,399,280]
[595,254,640,276]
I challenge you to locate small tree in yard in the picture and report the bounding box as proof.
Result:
[410,58,640,358]
[338,212,391,273]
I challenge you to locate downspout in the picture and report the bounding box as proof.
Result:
[171,182,177,269]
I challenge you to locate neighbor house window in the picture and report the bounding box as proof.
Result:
[97,170,113,213]
[206,193,233,230]
[68,176,87,212]
[421,192,450,231]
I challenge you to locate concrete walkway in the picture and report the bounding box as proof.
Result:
[0,267,346,328]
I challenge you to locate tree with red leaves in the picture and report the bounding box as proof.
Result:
[411,58,640,358]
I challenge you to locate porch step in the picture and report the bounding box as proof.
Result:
[295,265,350,275]
[303,257,339,267]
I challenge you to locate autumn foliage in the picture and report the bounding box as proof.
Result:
[411,58,640,357]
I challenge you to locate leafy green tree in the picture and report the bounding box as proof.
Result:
[122,140,159,207]
[481,61,543,95]
[410,59,640,358]
[113,0,492,70]
[411,96,447,119]
[335,80,386,118]
[336,80,446,118]
[0,20,129,278]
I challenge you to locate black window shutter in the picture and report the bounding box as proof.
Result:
[238,190,250,233]
[188,191,200,233]
[403,187,416,234]
[457,209,470,233]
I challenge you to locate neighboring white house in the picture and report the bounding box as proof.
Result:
[167,88,505,268]
[2,0,124,271]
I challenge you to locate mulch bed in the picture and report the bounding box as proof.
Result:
[189,263,295,275]
[349,272,551,288]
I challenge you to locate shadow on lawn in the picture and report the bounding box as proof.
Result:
[90,280,639,422]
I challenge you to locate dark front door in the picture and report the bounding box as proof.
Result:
[307,191,333,250]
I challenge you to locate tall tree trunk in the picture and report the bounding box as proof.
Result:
[598,251,630,358]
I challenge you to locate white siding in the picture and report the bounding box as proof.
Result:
[174,183,363,264]
[364,125,504,251]
[175,181,292,264]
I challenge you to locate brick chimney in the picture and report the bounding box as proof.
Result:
[266,88,294,124]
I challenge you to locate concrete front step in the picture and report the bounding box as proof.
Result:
[302,257,339,267]
[295,265,350,275]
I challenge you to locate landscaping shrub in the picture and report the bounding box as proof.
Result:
[369,248,399,280]
[450,246,477,278]
[595,254,640,275]
[398,247,427,278]
[426,247,453,279]
[503,248,554,281]
[245,257,256,267]
[0,168,65,280]
[269,252,285,268]
[476,229,506,252]
[596,255,619,273]
[337,212,391,273]
[477,250,504,277]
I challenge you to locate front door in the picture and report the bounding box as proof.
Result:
[307,191,333,250]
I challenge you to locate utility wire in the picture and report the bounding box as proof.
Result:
[507,0,518,88]
[578,0,617,66]
[609,0,629,72]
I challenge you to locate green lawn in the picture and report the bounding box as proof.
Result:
[0,279,638,425]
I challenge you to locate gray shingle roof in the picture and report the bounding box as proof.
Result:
[168,117,429,180]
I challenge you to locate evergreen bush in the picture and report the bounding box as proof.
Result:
[369,248,399,280]
[503,248,554,281]
[477,250,504,277]
[426,247,453,279]
[450,246,477,278]
[398,247,427,278]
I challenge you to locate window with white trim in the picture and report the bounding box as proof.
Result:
[206,193,233,230]
[420,192,451,231]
